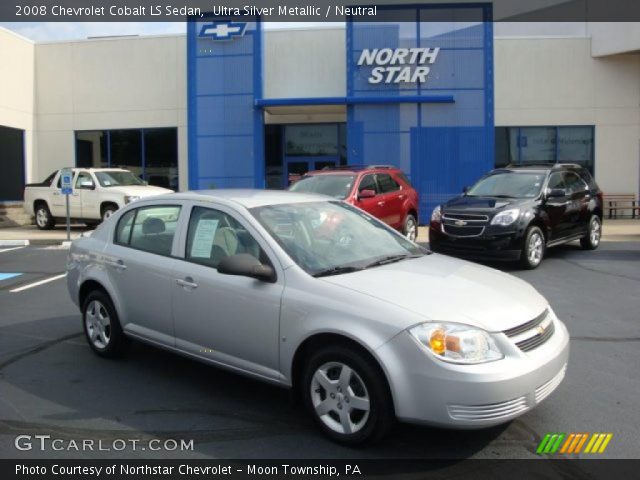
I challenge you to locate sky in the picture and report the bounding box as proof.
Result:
[0,22,340,41]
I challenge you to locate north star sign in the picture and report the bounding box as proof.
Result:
[357,47,440,84]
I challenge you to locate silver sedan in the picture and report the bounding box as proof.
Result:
[67,190,569,444]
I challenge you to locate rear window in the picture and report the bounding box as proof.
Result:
[575,168,599,191]
[396,172,412,187]
[115,205,181,257]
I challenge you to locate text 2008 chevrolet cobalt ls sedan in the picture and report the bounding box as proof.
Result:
[67,190,569,444]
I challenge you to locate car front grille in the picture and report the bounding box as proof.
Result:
[503,309,555,352]
[448,396,529,421]
[441,213,488,238]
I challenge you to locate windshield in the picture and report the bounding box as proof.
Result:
[289,174,356,200]
[251,201,424,276]
[95,171,145,188]
[466,172,545,199]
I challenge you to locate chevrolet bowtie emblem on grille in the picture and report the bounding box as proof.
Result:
[199,21,247,40]
[454,219,467,226]
[537,325,546,335]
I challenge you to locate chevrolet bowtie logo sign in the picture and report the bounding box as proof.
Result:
[199,21,247,40]
[454,219,467,226]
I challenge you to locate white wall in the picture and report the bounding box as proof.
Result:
[34,35,188,190]
[589,22,640,57]
[0,28,35,184]
[495,37,640,194]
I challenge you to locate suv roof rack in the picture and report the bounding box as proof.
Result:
[504,162,584,170]
[320,164,395,171]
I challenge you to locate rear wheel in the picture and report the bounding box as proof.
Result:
[302,345,394,445]
[403,214,418,242]
[82,290,128,357]
[520,225,545,269]
[580,215,601,250]
[35,203,55,230]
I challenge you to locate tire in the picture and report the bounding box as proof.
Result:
[101,205,118,223]
[34,203,55,230]
[580,215,602,250]
[82,290,128,358]
[520,225,545,270]
[302,344,394,445]
[403,214,418,242]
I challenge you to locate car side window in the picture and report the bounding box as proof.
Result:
[116,205,181,256]
[358,174,378,194]
[185,206,265,269]
[75,171,94,189]
[547,172,565,190]
[377,174,400,193]
[563,172,588,195]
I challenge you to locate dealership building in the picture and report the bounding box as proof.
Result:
[2,5,640,223]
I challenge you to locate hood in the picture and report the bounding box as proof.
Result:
[320,254,548,332]
[444,195,530,212]
[106,185,173,197]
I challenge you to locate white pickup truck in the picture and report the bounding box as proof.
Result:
[24,168,173,229]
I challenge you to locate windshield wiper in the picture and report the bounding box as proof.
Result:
[312,265,363,278]
[363,254,422,269]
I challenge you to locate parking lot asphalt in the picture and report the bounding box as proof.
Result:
[0,240,638,460]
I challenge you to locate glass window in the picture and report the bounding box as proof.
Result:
[358,174,378,193]
[563,172,587,194]
[547,172,565,190]
[115,209,136,245]
[95,170,144,188]
[76,131,108,168]
[467,171,546,199]
[144,129,178,190]
[520,127,556,163]
[289,174,356,199]
[75,171,94,189]
[377,174,400,193]
[557,126,593,164]
[285,125,338,156]
[128,206,181,256]
[110,130,143,179]
[186,206,264,268]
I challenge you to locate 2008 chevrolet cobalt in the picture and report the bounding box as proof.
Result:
[67,190,569,444]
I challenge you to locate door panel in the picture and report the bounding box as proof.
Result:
[563,172,590,237]
[105,205,183,344]
[75,171,97,219]
[376,173,403,227]
[172,205,283,378]
[353,173,384,220]
[544,172,570,240]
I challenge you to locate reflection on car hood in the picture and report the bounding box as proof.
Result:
[444,195,530,211]
[107,185,173,196]
[319,254,548,332]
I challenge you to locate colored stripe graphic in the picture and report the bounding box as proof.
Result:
[539,432,613,455]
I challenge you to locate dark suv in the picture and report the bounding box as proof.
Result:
[429,164,603,269]
[288,165,420,241]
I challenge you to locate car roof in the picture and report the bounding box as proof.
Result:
[495,163,585,174]
[305,165,401,175]
[153,189,331,209]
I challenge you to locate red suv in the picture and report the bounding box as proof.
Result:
[288,165,420,241]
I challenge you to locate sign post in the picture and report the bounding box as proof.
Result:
[59,168,73,242]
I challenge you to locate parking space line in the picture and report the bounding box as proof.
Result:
[9,273,66,293]
[0,247,25,254]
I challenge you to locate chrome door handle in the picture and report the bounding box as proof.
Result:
[176,277,198,289]
[107,259,127,271]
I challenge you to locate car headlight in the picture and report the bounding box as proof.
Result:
[431,205,442,222]
[409,322,504,364]
[125,195,140,204]
[490,208,520,226]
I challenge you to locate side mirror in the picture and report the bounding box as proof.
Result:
[358,189,376,199]
[547,188,567,198]
[217,254,276,283]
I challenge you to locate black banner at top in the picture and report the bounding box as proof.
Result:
[3,0,640,22]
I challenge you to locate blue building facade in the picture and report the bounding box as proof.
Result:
[188,4,494,223]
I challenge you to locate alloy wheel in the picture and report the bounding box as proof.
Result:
[590,217,601,246]
[528,231,543,266]
[310,362,371,435]
[405,217,417,242]
[36,208,48,228]
[85,300,111,349]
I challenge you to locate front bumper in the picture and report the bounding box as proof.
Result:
[429,222,524,261]
[376,316,570,428]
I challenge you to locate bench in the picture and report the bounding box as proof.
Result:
[604,194,640,219]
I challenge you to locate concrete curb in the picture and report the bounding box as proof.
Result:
[0,239,30,247]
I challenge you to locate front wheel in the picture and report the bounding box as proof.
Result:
[520,225,545,269]
[403,214,418,242]
[302,345,394,445]
[101,205,118,223]
[580,215,602,250]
